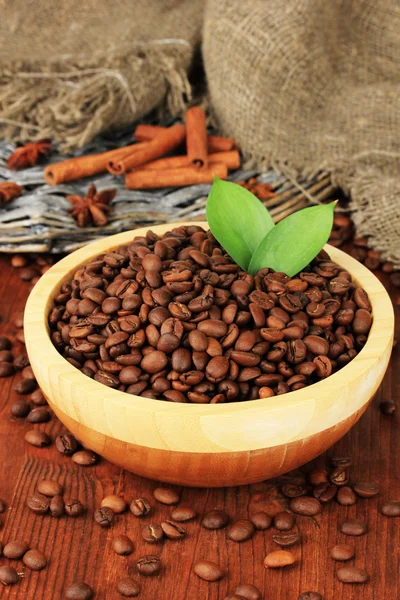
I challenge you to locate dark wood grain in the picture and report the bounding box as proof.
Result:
[0,253,398,600]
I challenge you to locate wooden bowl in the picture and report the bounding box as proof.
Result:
[24,223,394,487]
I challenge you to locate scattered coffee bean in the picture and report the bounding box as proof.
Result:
[153,487,180,505]
[0,336,11,351]
[340,519,367,536]
[193,560,224,581]
[11,399,30,418]
[136,555,161,576]
[94,506,114,527]
[298,593,323,600]
[0,565,19,586]
[65,499,85,517]
[3,539,30,559]
[141,524,164,543]
[130,497,151,517]
[226,519,255,542]
[0,350,13,362]
[336,566,368,583]
[101,495,127,513]
[37,479,63,497]
[56,433,79,455]
[117,577,141,597]
[161,520,186,540]
[336,486,356,506]
[381,500,400,517]
[112,534,134,555]
[274,511,295,531]
[23,548,47,570]
[330,544,355,561]
[13,354,30,370]
[353,482,379,498]
[0,361,15,377]
[273,533,300,547]
[25,429,51,447]
[31,389,47,406]
[202,509,229,529]
[22,366,36,380]
[27,407,50,423]
[14,378,36,394]
[281,483,308,498]
[0,499,6,513]
[290,497,321,516]
[64,582,94,599]
[379,399,396,415]
[234,583,263,600]
[171,506,197,522]
[264,550,295,568]
[72,450,98,466]
[50,495,65,517]
[250,511,272,530]
[27,491,50,514]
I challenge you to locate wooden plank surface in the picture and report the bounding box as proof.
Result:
[0,252,398,600]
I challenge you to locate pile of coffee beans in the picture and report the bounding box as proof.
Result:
[47,225,373,403]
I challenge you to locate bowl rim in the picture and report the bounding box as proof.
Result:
[24,221,394,417]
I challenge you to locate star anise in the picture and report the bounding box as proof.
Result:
[0,181,24,206]
[67,184,116,227]
[7,139,52,170]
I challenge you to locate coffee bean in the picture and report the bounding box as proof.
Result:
[379,399,396,415]
[136,555,161,576]
[298,593,323,600]
[381,500,400,517]
[290,496,321,516]
[14,354,31,370]
[250,511,272,530]
[0,336,11,351]
[130,497,151,517]
[3,539,30,559]
[94,506,114,527]
[353,482,379,498]
[274,511,295,531]
[337,566,368,584]
[112,534,134,555]
[117,577,141,597]
[234,584,263,600]
[72,450,98,466]
[56,433,79,455]
[0,350,13,362]
[14,378,36,394]
[331,456,352,468]
[171,506,197,522]
[31,389,47,406]
[330,544,355,561]
[141,524,164,543]
[313,482,337,503]
[27,407,50,423]
[340,519,367,536]
[23,548,47,571]
[153,487,180,505]
[27,492,50,514]
[65,582,94,599]
[101,495,127,513]
[50,495,65,517]
[0,565,19,586]
[193,560,224,581]
[161,520,186,540]
[11,399,30,417]
[336,486,356,506]
[281,483,308,498]
[37,479,63,497]
[226,519,255,542]
[25,429,51,447]
[264,550,295,568]
[65,499,85,517]
[201,509,229,529]
[0,361,14,377]
[273,533,300,547]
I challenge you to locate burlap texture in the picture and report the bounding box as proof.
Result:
[203,0,400,267]
[0,0,203,151]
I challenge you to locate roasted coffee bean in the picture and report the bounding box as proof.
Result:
[94,506,114,527]
[337,566,368,584]
[117,577,141,597]
[141,524,164,543]
[0,350,13,362]
[331,456,352,468]
[250,511,272,530]
[353,482,379,498]
[298,593,323,600]
[153,487,180,505]
[0,361,14,377]
[31,389,47,406]
[234,584,263,600]
[264,550,295,568]
[353,308,372,335]
[313,483,337,503]
[201,509,229,529]
[309,469,328,486]
[198,319,228,338]
[23,548,47,571]
[65,499,85,517]
[3,539,30,559]
[171,506,197,522]
[27,492,50,514]
[340,519,367,536]
[226,519,255,542]
[379,399,396,415]
[274,511,295,531]
[0,336,11,350]
[65,582,94,599]
[136,555,161,576]
[11,399,30,417]
[381,500,400,517]
[72,450,98,466]
[193,560,224,581]
[25,429,51,447]
[14,378,36,394]
[27,407,50,423]
[56,433,78,455]
[112,534,134,555]
[330,544,355,561]
[37,479,63,497]
[101,495,127,513]
[336,486,356,506]
[290,497,321,516]
[281,483,308,498]
[130,497,151,517]
[329,467,349,486]
[161,520,186,540]
[0,565,19,586]
[50,495,65,517]
[273,532,300,547]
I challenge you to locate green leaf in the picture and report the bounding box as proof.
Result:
[206,178,275,271]
[248,202,336,277]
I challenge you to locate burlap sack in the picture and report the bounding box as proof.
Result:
[203,0,400,267]
[0,0,203,151]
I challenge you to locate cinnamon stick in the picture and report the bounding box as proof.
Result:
[134,124,236,153]
[108,124,186,175]
[185,107,208,168]
[43,144,147,185]
[137,150,240,171]
[125,162,228,190]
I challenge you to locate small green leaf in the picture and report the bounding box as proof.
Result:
[206,178,275,271]
[248,202,336,276]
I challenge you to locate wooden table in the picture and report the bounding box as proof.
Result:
[0,253,398,600]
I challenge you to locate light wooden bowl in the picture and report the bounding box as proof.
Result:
[24,223,394,487]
